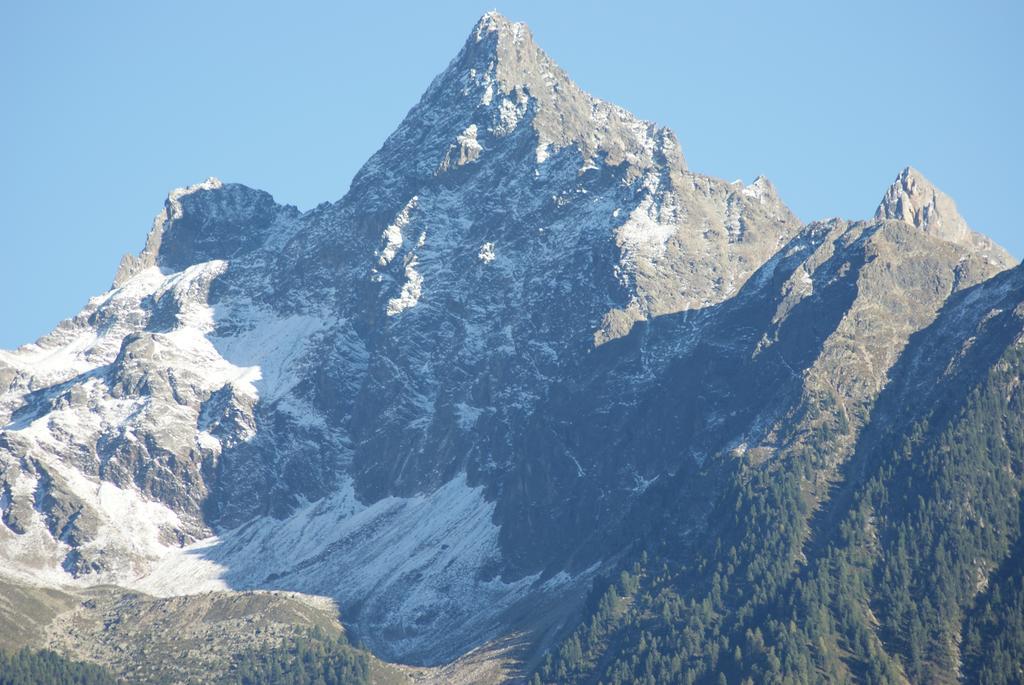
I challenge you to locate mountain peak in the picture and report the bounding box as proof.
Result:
[875,166,1014,267]
[466,10,536,62]
[454,10,574,113]
[347,12,686,210]
[471,10,523,40]
[875,166,970,241]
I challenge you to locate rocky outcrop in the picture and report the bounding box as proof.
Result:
[876,166,1013,266]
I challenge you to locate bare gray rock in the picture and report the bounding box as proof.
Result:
[876,166,1013,266]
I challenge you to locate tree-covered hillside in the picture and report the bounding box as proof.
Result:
[0,649,116,685]
[535,315,1024,684]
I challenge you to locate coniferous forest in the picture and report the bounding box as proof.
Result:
[535,347,1024,684]
[0,649,117,685]
[0,630,371,685]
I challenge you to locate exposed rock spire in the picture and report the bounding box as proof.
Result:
[876,166,1014,267]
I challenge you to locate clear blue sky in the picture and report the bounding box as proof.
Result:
[2,1,1021,348]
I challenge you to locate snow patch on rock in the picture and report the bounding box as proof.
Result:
[377,196,418,266]
[742,176,770,202]
[387,255,424,316]
[478,242,496,264]
[136,473,581,663]
[455,402,484,429]
[616,199,675,259]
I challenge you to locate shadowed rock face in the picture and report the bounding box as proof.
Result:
[0,11,1017,667]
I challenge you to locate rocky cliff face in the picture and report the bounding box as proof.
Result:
[875,166,1011,262]
[0,11,1017,670]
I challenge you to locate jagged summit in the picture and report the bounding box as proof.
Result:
[459,10,686,170]
[876,166,970,240]
[111,177,294,287]
[113,178,224,286]
[471,10,527,43]
[456,10,536,85]
[876,166,1014,267]
[345,11,687,211]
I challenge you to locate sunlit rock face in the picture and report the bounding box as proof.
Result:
[875,165,1012,263]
